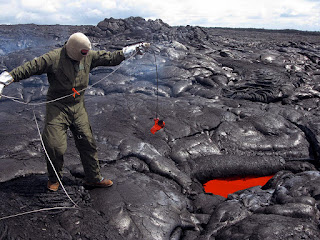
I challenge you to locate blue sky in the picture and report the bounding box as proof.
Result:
[0,0,319,31]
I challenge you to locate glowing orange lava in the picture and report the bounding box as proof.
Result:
[203,175,274,198]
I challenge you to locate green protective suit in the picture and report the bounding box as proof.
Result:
[10,46,125,182]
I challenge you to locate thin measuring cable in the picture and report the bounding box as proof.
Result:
[0,112,81,221]
[89,51,138,88]
[153,52,159,119]
[0,206,77,221]
[0,111,80,221]
[32,109,79,208]
[0,51,138,106]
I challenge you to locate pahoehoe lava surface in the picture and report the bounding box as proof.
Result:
[1,17,320,239]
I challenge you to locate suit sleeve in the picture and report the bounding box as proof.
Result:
[90,50,125,70]
[9,51,55,82]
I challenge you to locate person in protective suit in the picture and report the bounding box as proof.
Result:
[0,32,149,191]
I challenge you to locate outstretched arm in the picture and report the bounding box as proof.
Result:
[0,50,56,98]
[90,50,125,69]
[90,42,150,69]
[9,51,55,82]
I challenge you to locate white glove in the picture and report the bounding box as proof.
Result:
[0,71,13,99]
[122,42,150,59]
[0,84,4,99]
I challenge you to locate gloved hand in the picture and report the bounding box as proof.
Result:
[0,71,13,99]
[0,84,4,99]
[122,42,150,59]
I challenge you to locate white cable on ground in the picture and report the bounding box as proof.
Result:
[33,109,79,208]
[0,110,81,221]
[0,206,77,221]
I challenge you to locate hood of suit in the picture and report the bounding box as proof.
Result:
[66,32,91,61]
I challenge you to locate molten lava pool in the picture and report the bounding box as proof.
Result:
[203,175,274,198]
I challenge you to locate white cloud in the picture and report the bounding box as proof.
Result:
[135,0,319,30]
[0,0,318,31]
[20,0,60,13]
[100,0,117,10]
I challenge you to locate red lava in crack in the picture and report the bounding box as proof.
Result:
[203,175,274,198]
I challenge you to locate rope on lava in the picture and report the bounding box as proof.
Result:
[32,109,79,208]
[0,109,80,221]
[0,206,78,221]
[153,52,160,119]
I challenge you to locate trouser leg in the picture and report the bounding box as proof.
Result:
[42,107,68,183]
[71,104,102,182]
